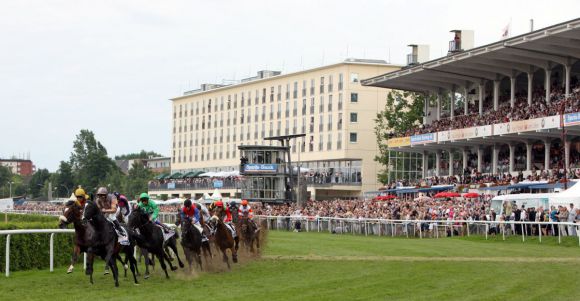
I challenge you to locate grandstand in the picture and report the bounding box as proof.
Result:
[363,18,580,183]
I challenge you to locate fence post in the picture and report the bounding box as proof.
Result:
[466,222,470,237]
[558,223,561,244]
[83,253,87,271]
[419,223,422,239]
[5,234,10,277]
[485,224,488,240]
[538,222,541,243]
[50,233,54,272]
[521,222,525,243]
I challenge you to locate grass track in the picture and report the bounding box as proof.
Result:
[1,231,580,301]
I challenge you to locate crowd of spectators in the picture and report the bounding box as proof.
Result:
[148,176,242,190]
[393,83,580,138]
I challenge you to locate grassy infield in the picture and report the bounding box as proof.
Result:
[1,230,580,301]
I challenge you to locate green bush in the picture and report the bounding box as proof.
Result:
[0,214,74,272]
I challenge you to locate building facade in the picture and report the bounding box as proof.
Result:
[150,59,400,200]
[0,159,35,176]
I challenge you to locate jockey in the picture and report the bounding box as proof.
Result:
[95,187,129,245]
[196,202,211,225]
[214,200,237,238]
[181,199,208,242]
[138,192,173,235]
[74,187,87,208]
[238,199,258,229]
[113,191,131,224]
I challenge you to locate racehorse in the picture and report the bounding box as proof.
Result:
[208,214,239,270]
[127,207,184,279]
[66,200,138,286]
[178,216,203,272]
[59,202,135,277]
[238,216,260,254]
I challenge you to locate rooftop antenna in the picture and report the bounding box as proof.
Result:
[530,19,534,32]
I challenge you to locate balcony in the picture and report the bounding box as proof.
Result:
[449,40,461,52]
[406,54,418,65]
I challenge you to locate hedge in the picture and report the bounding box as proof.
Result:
[0,214,75,272]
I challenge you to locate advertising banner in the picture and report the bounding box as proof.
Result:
[564,112,580,126]
[387,136,411,148]
[410,133,436,145]
[243,164,278,174]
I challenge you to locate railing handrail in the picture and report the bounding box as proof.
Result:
[0,229,74,235]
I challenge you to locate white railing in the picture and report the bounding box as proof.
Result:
[256,215,580,246]
[0,229,76,277]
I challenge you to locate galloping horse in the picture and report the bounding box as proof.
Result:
[66,200,138,286]
[238,216,260,254]
[128,207,184,279]
[208,213,239,269]
[178,216,203,272]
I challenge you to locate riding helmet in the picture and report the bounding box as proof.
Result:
[96,187,108,195]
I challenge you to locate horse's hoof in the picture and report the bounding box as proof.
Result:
[115,283,119,287]
[104,270,110,275]
[67,266,74,274]
[179,263,184,268]
[144,273,150,279]
[124,264,128,270]
[171,266,178,271]
[134,282,140,286]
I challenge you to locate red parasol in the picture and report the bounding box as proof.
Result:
[463,192,479,198]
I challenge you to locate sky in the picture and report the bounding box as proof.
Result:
[0,0,578,171]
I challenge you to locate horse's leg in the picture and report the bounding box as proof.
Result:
[163,249,178,271]
[142,248,151,279]
[233,237,239,263]
[157,250,170,279]
[68,244,80,273]
[168,239,184,268]
[184,248,193,273]
[86,252,95,284]
[221,248,230,270]
[127,248,139,285]
[107,251,120,287]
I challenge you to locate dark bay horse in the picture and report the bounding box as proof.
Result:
[65,200,138,286]
[179,217,203,272]
[128,207,183,279]
[208,215,238,269]
[238,216,260,254]
[59,202,135,277]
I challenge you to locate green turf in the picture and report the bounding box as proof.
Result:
[1,231,580,301]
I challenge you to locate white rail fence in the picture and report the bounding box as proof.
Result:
[3,211,580,277]
[0,229,76,277]
[254,215,580,246]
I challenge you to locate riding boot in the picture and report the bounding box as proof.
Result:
[113,220,129,245]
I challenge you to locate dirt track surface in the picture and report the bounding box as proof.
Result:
[262,255,580,263]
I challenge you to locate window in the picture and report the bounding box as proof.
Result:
[328,95,333,111]
[350,73,359,83]
[302,80,306,97]
[327,133,332,150]
[319,96,324,113]
[318,134,323,151]
[350,93,358,103]
[350,132,358,143]
[319,76,325,94]
[338,73,344,90]
[328,75,333,92]
[350,112,358,123]
[310,79,315,95]
[337,132,342,150]
[328,115,333,131]
[302,99,307,115]
[338,113,343,130]
[319,115,324,132]
[293,81,298,99]
[310,98,315,114]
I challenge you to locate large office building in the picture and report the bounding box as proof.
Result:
[0,159,35,176]
[149,59,400,200]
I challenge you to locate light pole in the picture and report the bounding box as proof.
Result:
[9,181,14,198]
[60,185,70,198]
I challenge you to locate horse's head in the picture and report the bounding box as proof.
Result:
[208,215,220,228]
[128,206,149,229]
[59,200,81,229]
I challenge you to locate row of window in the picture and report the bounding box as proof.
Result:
[173,74,360,120]
[172,132,358,164]
[173,93,359,133]
[172,112,358,148]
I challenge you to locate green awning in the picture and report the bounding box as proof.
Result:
[169,172,183,179]
[191,170,205,177]
[182,171,197,178]
[155,173,169,180]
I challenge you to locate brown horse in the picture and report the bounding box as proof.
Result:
[238,216,260,254]
[208,215,239,269]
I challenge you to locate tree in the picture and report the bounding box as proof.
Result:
[55,161,75,198]
[123,161,153,200]
[114,150,162,160]
[0,165,11,189]
[374,90,426,184]
[70,129,119,192]
[28,169,52,198]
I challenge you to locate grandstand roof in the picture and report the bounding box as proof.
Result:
[362,18,580,92]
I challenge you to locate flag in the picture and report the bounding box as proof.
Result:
[501,21,511,39]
